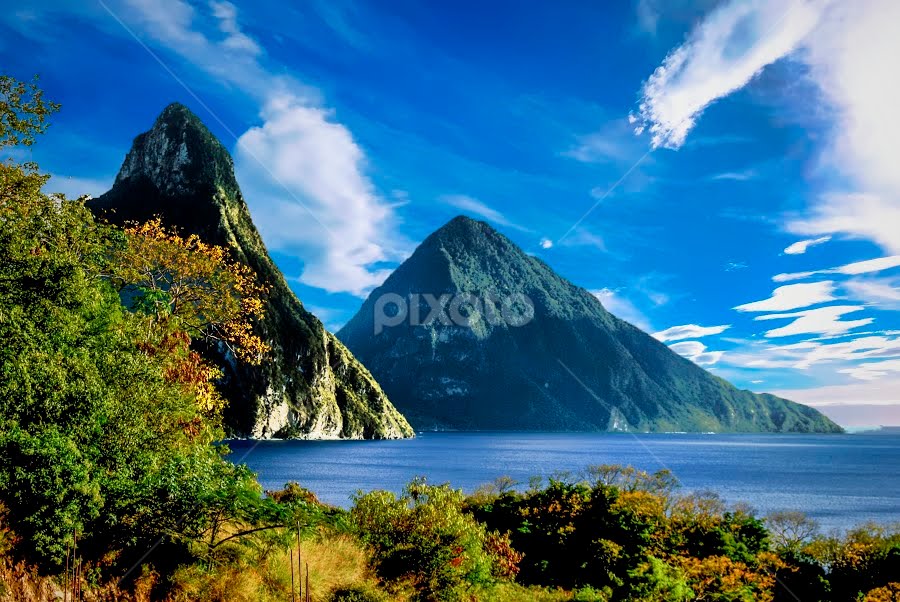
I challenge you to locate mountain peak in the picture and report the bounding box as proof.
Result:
[429,215,494,242]
[158,101,195,121]
[112,102,238,198]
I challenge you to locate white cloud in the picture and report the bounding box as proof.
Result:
[634,0,900,254]
[754,305,873,338]
[773,255,900,282]
[844,277,900,308]
[786,1,900,253]
[710,169,756,182]
[559,227,607,252]
[235,95,397,296]
[540,238,554,249]
[441,195,531,232]
[591,288,652,331]
[668,340,724,366]
[734,281,836,312]
[839,359,900,381]
[789,193,900,255]
[653,323,730,342]
[726,334,900,370]
[563,117,645,165]
[783,236,831,255]
[564,131,634,163]
[771,379,900,407]
[210,1,262,56]
[633,0,826,148]
[635,0,661,35]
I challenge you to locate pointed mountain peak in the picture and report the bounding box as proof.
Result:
[418,215,519,267]
[157,101,197,122]
[429,215,496,242]
[112,102,238,198]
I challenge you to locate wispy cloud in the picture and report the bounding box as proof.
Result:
[441,194,531,232]
[787,1,900,253]
[844,277,900,308]
[734,281,836,312]
[209,1,261,55]
[558,227,607,252]
[668,340,724,366]
[770,379,900,424]
[653,323,730,342]
[591,288,652,331]
[724,333,900,370]
[783,236,831,255]
[710,169,756,182]
[773,255,900,282]
[633,0,825,148]
[564,125,636,164]
[754,305,873,338]
[634,0,900,255]
[839,359,900,381]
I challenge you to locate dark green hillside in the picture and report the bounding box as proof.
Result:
[338,216,841,433]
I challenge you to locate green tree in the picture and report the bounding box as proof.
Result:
[0,76,276,580]
[351,479,509,601]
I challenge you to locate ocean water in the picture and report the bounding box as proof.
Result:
[226,432,900,533]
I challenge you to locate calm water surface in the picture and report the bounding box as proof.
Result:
[227,432,900,533]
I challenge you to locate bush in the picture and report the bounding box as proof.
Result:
[351,478,515,601]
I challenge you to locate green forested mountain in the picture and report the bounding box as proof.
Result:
[89,103,412,440]
[338,216,842,433]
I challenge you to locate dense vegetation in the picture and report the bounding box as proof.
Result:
[337,216,842,434]
[0,78,894,601]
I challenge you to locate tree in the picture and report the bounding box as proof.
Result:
[766,511,820,553]
[0,75,59,149]
[0,76,275,578]
[106,218,270,364]
[351,479,510,601]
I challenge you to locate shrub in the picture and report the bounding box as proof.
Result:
[351,478,514,601]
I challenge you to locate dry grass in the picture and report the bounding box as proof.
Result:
[166,530,394,602]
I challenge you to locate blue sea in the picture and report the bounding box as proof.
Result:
[227,432,900,533]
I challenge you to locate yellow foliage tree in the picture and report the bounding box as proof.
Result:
[108,218,269,364]
[865,582,900,601]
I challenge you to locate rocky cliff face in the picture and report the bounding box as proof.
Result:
[90,103,413,440]
[338,216,842,434]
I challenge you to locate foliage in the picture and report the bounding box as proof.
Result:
[0,76,279,585]
[106,218,270,364]
[0,75,60,149]
[626,556,693,602]
[767,510,821,553]
[350,478,514,601]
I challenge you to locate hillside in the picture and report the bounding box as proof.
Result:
[338,216,842,433]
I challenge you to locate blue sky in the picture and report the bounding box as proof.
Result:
[3,0,900,425]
